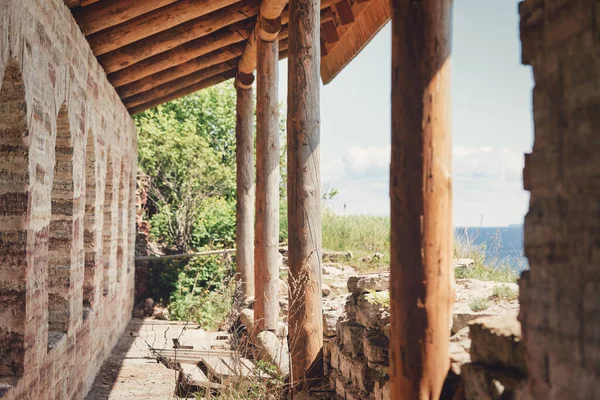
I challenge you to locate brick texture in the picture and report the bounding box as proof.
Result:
[0,0,137,398]
[519,1,600,399]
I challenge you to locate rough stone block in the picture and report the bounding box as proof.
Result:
[329,338,341,371]
[374,379,391,400]
[356,292,390,328]
[345,295,358,321]
[347,273,390,294]
[239,308,254,331]
[254,331,289,376]
[363,328,388,365]
[462,363,526,400]
[338,351,375,393]
[337,319,364,357]
[469,314,526,374]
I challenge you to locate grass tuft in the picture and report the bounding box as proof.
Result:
[454,229,519,283]
[490,285,519,301]
[468,297,491,312]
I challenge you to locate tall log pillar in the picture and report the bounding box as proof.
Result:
[235,83,255,301]
[254,37,280,332]
[390,0,454,399]
[287,0,322,388]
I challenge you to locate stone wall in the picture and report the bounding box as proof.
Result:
[0,0,137,398]
[518,1,600,398]
[324,274,391,400]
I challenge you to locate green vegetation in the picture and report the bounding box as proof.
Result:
[366,290,390,307]
[137,83,518,330]
[453,231,518,283]
[322,210,390,272]
[468,297,491,312]
[135,83,242,328]
[491,284,519,301]
[136,82,288,329]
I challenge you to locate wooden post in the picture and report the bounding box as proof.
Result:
[236,83,255,301]
[390,0,454,399]
[254,37,280,333]
[286,0,322,389]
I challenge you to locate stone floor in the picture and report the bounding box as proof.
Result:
[85,319,226,400]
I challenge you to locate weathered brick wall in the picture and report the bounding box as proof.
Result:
[519,1,600,399]
[0,0,137,398]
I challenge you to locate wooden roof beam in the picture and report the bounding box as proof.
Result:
[125,38,289,109]
[107,19,254,88]
[122,10,328,99]
[117,42,247,100]
[237,1,337,88]
[64,0,81,9]
[128,71,238,115]
[87,0,240,56]
[123,61,240,109]
[128,48,289,115]
[72,0,179,36]
[334,0,355,24]
[98,0,261,74]
[117,6,340,98]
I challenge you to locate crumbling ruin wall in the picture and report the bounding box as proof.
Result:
[0,0,137,398]
[518,1,600,399]
[324,276,391,400]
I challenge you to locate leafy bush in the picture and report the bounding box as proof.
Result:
[136,103,234,251]
[167,255,236,329]
[191,197,236,249]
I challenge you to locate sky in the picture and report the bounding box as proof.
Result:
[276,0,534,227]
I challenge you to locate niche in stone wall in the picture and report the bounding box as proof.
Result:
[47,104,74,349]
[83,130,96,318]
[128,166,136,275]
[102,149,113,296]
[0,60,28,379]
[117,160,128,283]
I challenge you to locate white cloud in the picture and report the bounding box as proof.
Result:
[453,145,523,181]
[343,144,391,173]
[319,144,527,224]
[329,144,523,181]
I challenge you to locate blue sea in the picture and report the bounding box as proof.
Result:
[455,225,528,272]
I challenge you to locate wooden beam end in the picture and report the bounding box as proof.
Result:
[236,70,255,89]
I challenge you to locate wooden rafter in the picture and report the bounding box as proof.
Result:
[126,39,288,110]
[87,0,240,56]
[117,42,247,100]
[108,19,254,87]
[237,0,338,86]
[72,0,179,36]
[128,71,237,115]
[63,0,388,111]
[123,61,239,109]
[97,0,262,74]
[128,48,288,115]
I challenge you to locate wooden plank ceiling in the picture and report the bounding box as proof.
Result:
[65,0,389,114]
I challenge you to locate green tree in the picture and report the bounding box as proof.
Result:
[135,100,235,251]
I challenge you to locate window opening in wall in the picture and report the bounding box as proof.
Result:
[83,130,97,319]
[0,59,28,380]
[47,104,74,350]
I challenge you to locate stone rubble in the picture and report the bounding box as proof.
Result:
[319,267,526,400]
